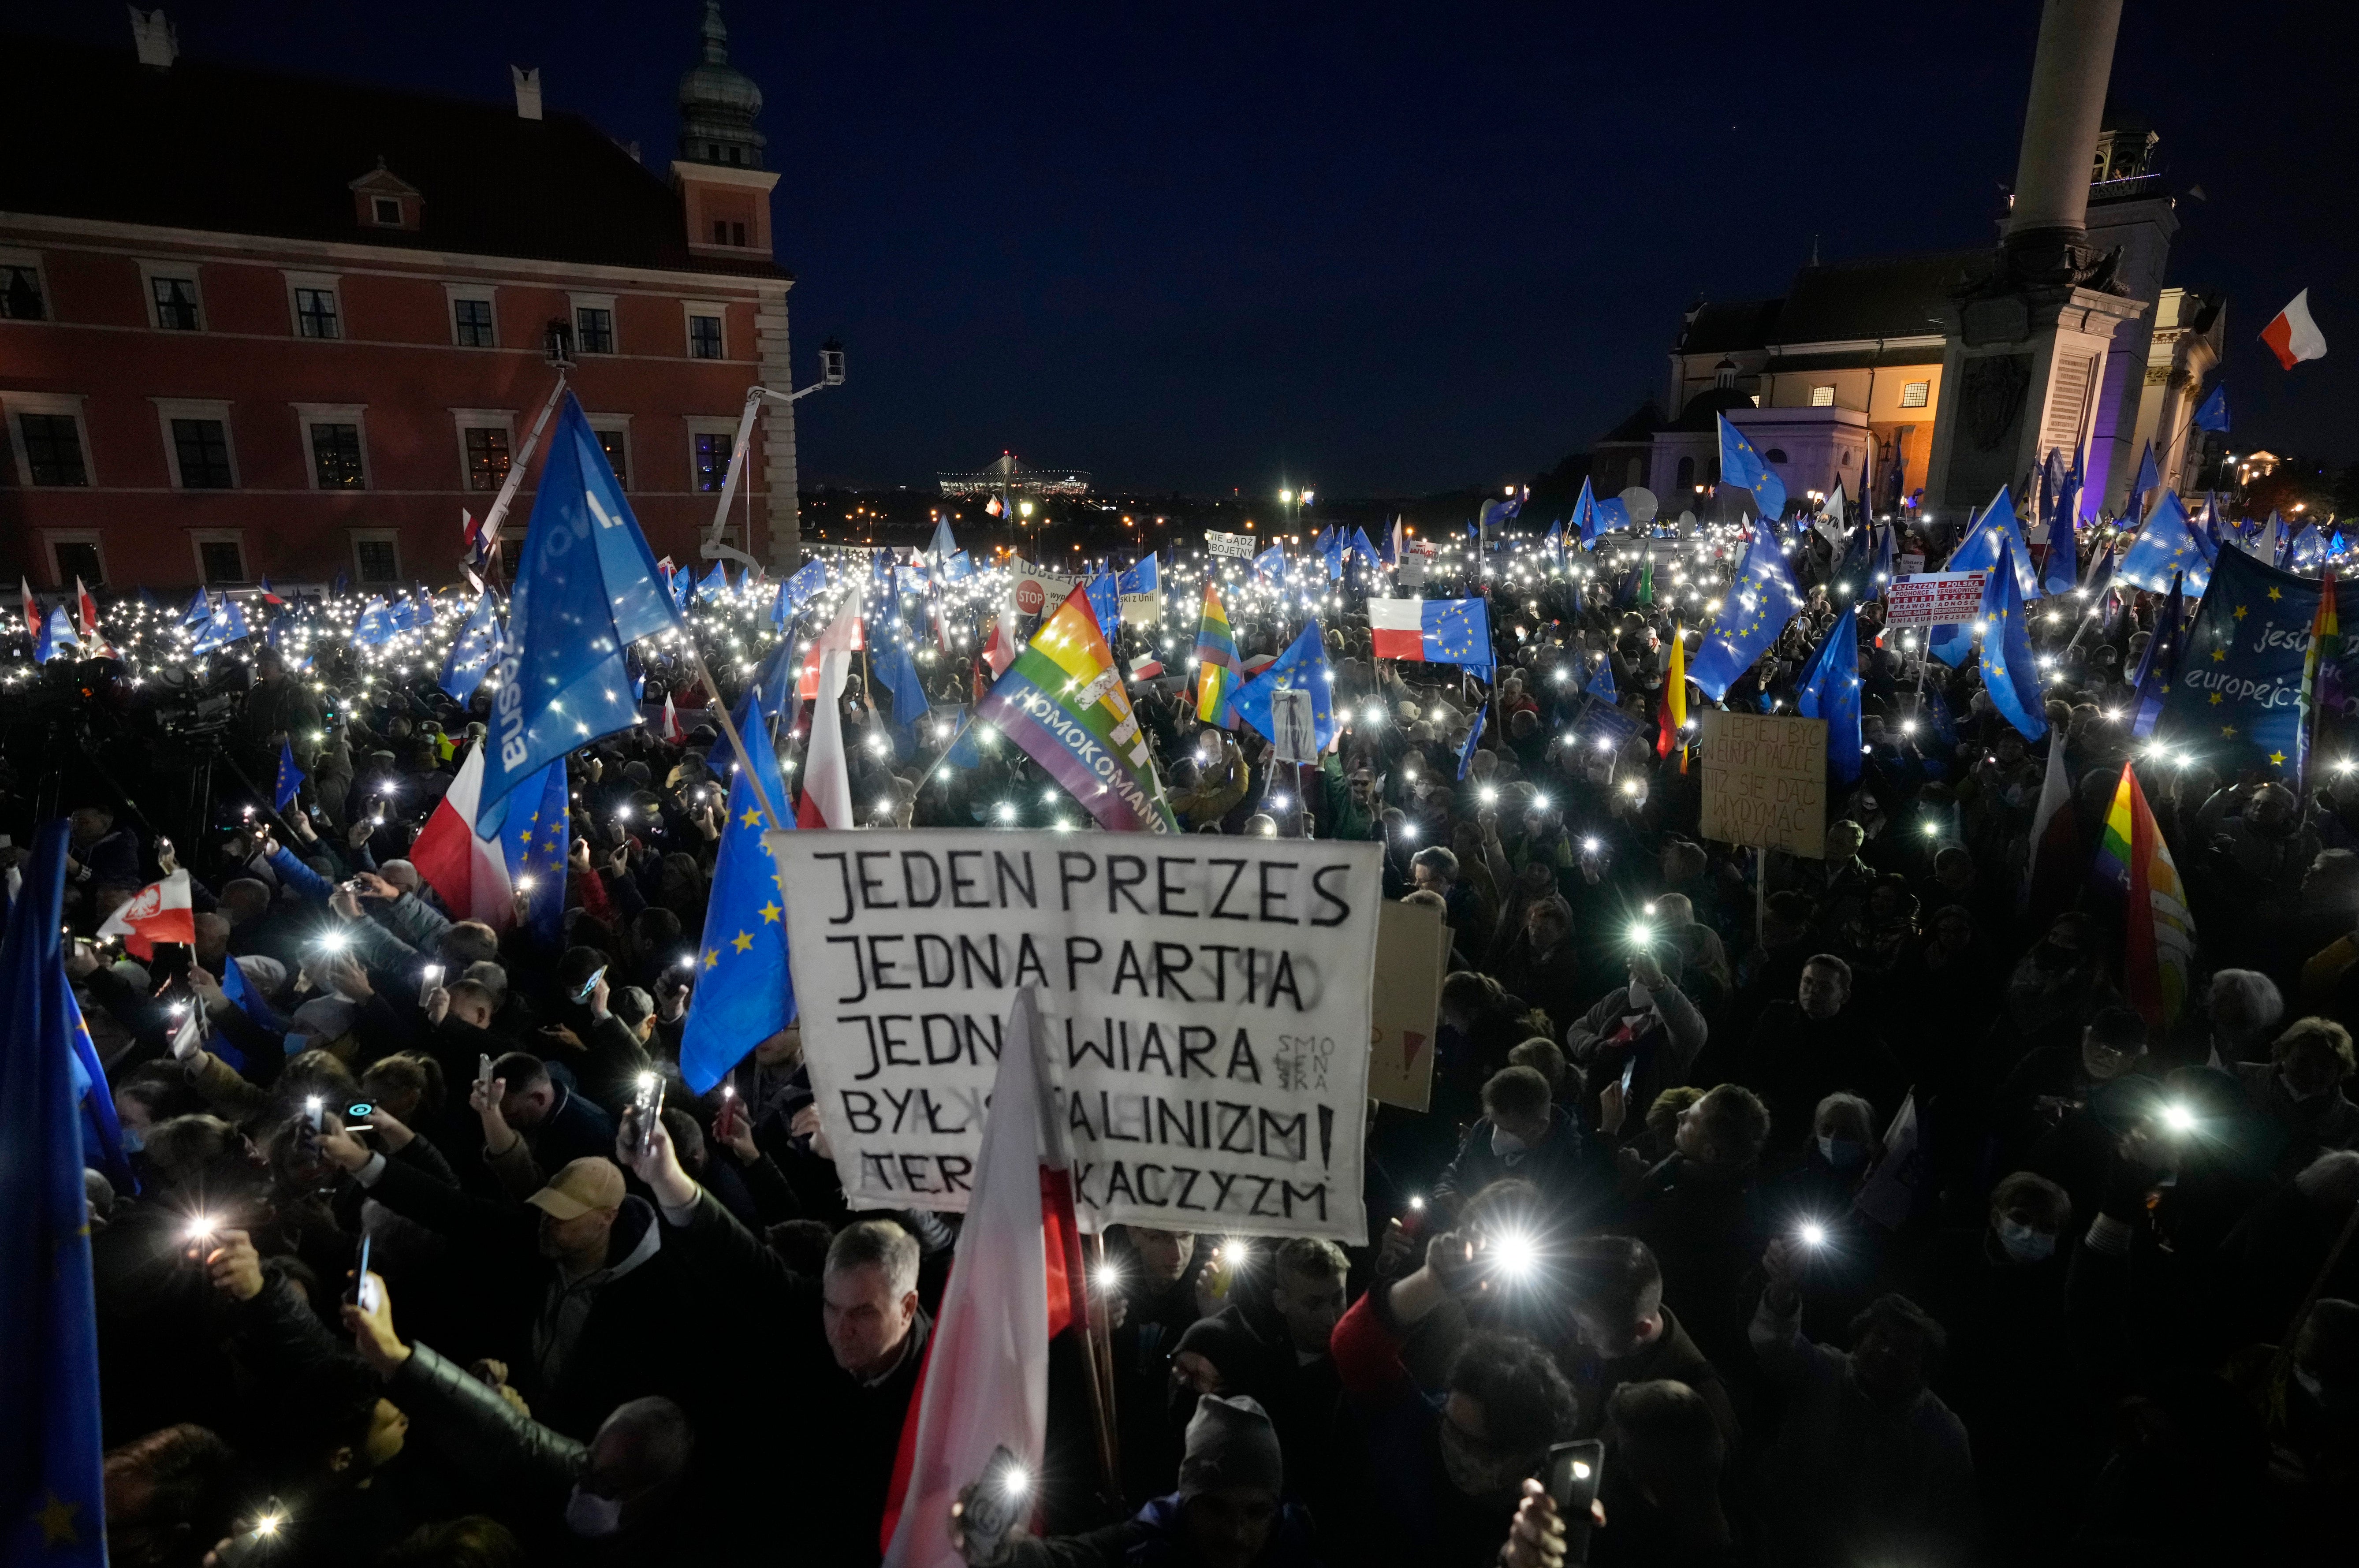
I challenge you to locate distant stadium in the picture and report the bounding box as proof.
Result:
[938,451,1090,500]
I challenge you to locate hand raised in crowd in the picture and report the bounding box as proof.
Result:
[1760,1235,1807,1312]
[187,964,230,1018]
[1629,947,1667,991]
[789,1102,832,1161]
[1375,1216,1418,1275]
[539,1023,586,1052]
[470,1358,532,1418]
[329,884,365,921]
[349,871,400,902]
[360,1106,416,1153]
[341,1272,410,1376]
[714,1100,760,1165]
[470,1074,513,1147]
[64,938,102,981]
[947,1481,1029,1567]
[1502,1479,1571,1568]
[612,1104,698,1211]
[155,839,179,875]
[423,985,451,1027]
[324,955,373,1002]
[203,1229,265,1304]
[347,819,376,849]
[588,970,611,1021]
[315,1118,374,1175]
[569,836,594,877]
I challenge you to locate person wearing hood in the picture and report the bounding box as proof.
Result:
[1434,1065,1608,1229]
[1565,938,1708,1133]
[314,1124,687,1442]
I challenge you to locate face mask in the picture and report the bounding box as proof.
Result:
[1818,1135,1866,1170]
[564,1486,624,1539]
[1997,1219,2055,1263]
[1490,1125,1528,1158]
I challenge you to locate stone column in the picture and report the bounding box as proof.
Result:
[2004,0,2124,277]
[754,280,801,572]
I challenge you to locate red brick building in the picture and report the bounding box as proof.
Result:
[0,4,805,595]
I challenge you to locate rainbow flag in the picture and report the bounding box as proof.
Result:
[977,584,1180,833]
[1193,581,1240,726]
[2302,567,2340,784]
[2094,762,2195,1028]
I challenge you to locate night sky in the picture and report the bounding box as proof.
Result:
[7,0,2353,497]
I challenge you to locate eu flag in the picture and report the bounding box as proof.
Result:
[1688,529,1805,701]
[1795,604,1864,786]
[1573,477,1602,546]
[2158,544,2322,778]
[2130,441,2161,508]
[440,589,502,703]
[273,739,306,812]
[1117,554,1159,598]
[1717,413,1788,521]
[2128,576,2185,740]
[870,629,932,730]
[700,560,732,600]
[1977,539,2050,741]
[680,689,795,1094]
[2192,384,2230,434]
[1084,574,1122,637]
[1232,621,1338,757]
[1457,704,1488,780]
[189,595,250,656]
[482,395,681,808]
[1584,655,1618,703]
[481,756,570,949]
[2117,491,2213,599]
[1255,545,1285,584]
[0,819,109,1567]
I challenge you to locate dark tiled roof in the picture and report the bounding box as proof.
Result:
[1665,387,1757,432]
[0,30,784,279]
[1770,250,1986,344]
[1676,298,1781,354]
[1599,401,1663,443]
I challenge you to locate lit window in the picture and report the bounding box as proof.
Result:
[1901,381,1930,408]
[596,428,628,487]
[311,423,365,489]
[694,432,730,492]
[465,427,511,492]
[1809,385,1835,407]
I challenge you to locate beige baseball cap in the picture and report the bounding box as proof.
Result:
[524,1157,625,1221]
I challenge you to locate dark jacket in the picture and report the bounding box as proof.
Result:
[355,1154,688,1437]
[1734,1001,1903,1159]
[1618,1155,1768,1378]
[527,1080,619,1174]
[1564,1303,1739,1448]
[1431,1105,1607,1227]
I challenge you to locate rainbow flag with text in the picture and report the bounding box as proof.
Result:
[978,585,1180,833]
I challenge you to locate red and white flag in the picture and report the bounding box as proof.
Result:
[19,577,38,641]
[799,600,867,702]
[2262,289,2328,369]
[981,602,1019,680]
[409,745,514,929]
[99,869,197,960]
[879,988,1087,1566]
[660,691,687,744]
[2021,734,2079,924]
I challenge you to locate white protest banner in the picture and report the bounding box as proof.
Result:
[1008,559,1163,628]
[1896,551,1927,576]
[1367,899,1446,1112]
[1268,688,1317,766]
[1697,709,1826,858]
[1204,529,1256,559]
[773,830,1383,1242]
[1885,571,1986,631]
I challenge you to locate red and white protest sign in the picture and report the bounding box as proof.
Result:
[1885,571,1986,630]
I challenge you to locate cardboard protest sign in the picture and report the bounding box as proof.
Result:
[1697,710,1826,858]
[773,830,1384,1242]
[1204,529,1256,559]
[1885,571,1988,630]
[1009,558,1163,629]
[1366,899,1446,1112]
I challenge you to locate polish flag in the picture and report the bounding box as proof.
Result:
[2262,289,2328,369]
[799,600,865,702]
[795,644,857,830]
[409,745,514,929]
[100,869,197,960]
[879,988,1086,1565]
[19,577,37,641]
[660,691,686,744]
[982,601,1019,680]
[2021,732,2080,925]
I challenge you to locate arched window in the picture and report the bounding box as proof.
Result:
[1763,447,1788,464]
[1676,456,1696,491]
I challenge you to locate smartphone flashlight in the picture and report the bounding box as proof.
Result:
[2160,1102,2198,1135]
[1798,1221,1829,1248]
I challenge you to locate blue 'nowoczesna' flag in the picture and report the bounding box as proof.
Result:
[1718,413,1788,521]
[1687,529,1806,701]
[1795,603,1864,785]
[680,687,795,1094]
[1232,620,1338,756]
[0,819,111,1568]
[481,395,681,808]
[2158,544,2320,779]
[440,590,502,703]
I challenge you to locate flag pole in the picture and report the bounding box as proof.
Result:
[1079,1231,1124,1507]
[478,373,570,546]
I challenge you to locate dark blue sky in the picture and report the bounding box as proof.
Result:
[11,1,2354,495]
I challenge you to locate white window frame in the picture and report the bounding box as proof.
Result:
[570,292,619,355]
[40,528,108,589]
[1,391,94,486]
[682,300,728,360]
[347,528,404,586]
[0,245,52,323]
[1808,384,1836,407]
[152,397,241,490]
[188,528,250,586]
[444,283,500,350]
[451,408,518,494]
[136,259,206,332]
[284,270,345,340]
[369,194,406,227]
[292,402,373,492]
[1900,380,1931,409]
[584,414,633,490]
[684,415,741,495]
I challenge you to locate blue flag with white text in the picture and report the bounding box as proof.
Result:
[2158,544,2320,779]
[481,395,681,808]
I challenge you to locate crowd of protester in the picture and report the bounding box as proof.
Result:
[17,521,2359,1568]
